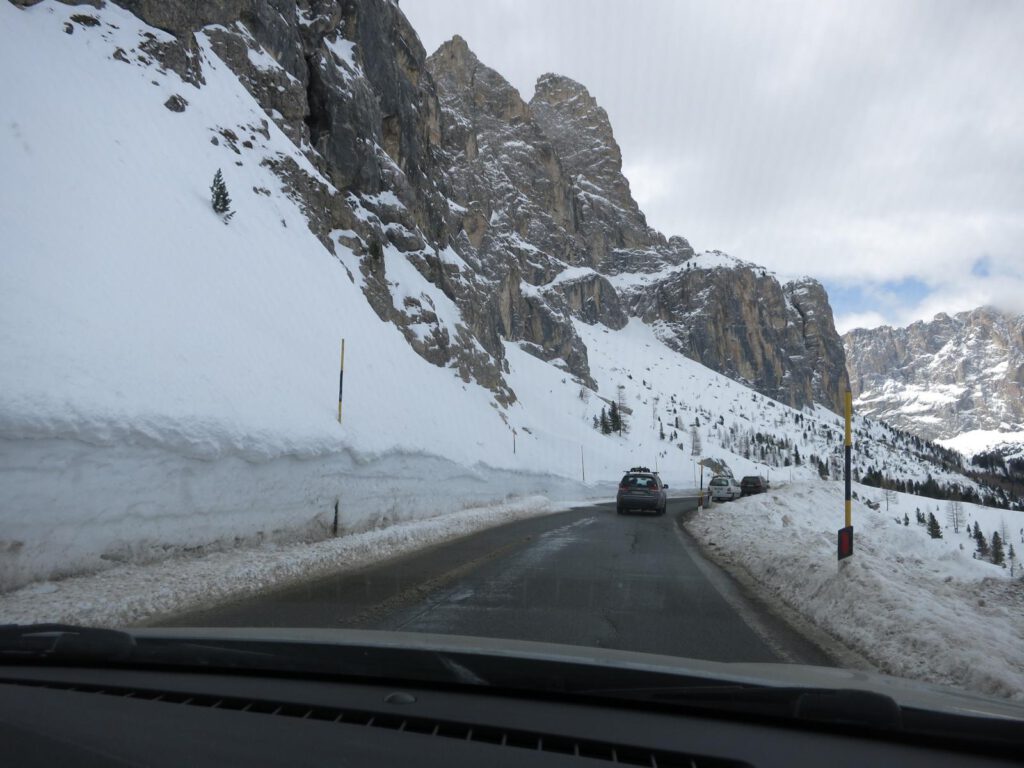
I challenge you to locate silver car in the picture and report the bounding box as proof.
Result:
[709,475,741,502]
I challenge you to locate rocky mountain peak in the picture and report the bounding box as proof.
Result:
[530,71,656,260]
[429,35,477,87]
[429,35,529,123]
[844,306,1024,442]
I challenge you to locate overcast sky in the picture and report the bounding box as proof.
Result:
[402,0,1023,332]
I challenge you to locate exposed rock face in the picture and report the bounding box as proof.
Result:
[784,278,851,413]
[530,74,662,265]
[426,36,599,383]
[844,307,1024,441]
[622,254,849,411]
[93,0,852,412]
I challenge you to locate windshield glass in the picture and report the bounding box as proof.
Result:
[2,0,1023,719]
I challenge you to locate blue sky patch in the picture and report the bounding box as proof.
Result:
[823,277,931,319]
[971,255,992,278]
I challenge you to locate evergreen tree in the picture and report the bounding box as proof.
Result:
[991,531,1005,565]
[210,169,234,221]
[599,407,611,435]
[591,414,599,430]
[926,512,942,539]
[903,512,909,526]
[975,528,990,559]
[609,401,622,434]
[615,385,628,434]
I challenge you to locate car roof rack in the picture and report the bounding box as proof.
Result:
[628,466,653,473]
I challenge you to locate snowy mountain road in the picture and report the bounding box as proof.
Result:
[159,497,835,666]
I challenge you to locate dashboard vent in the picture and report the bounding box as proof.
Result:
[6,678,751,767]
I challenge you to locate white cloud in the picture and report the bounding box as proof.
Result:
[834,310,888,335]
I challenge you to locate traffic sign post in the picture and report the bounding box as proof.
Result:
[838,525,854,560]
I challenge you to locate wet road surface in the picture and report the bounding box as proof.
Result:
[160,496,833,666]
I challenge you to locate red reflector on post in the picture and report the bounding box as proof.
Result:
[838,526,854,560]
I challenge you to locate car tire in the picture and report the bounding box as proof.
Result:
[616,505,624,515]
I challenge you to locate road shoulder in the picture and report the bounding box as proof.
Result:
[677,506,877,671]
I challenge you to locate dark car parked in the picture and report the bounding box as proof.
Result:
[616,467,668,515]
[740,475,768,496]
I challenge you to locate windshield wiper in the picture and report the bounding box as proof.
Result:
[579,684,903,729]
[0,624,279,667]
[0,624,137,663]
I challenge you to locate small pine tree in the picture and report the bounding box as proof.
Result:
[903,512,909,527]
[210,169,235,222]
[609,401,622,434]
[991,531,1005,565]
[976,529,990,559]
[599,407,611,435]
[927,512,942,539]
[591,414,599,430]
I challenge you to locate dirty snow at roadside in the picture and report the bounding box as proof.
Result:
[688,482,1024,700]
[0,496,578,629]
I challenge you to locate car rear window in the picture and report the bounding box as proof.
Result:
[710,478,728,486]
[621,475,657,488]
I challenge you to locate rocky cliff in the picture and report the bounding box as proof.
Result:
[844,307,1024,441]
[39,0,852,413]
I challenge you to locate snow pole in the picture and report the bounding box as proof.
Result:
[844,391,852,528]
[338,338,345,424]
[698,458,704,511]
[581,446,585,483]
[838,391,854,562]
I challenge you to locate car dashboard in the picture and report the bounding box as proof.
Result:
[1,663,1017,767]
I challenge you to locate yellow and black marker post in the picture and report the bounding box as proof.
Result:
[338,338,345,424]
[838,391,854,561]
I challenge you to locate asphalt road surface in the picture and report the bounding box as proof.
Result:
[160,494,834,666]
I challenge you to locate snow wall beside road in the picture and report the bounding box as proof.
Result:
[0,438,590,592]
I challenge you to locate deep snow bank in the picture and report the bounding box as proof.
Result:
[0,438,593,591]
[688,482,1024,700]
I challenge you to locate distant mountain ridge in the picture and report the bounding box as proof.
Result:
[50,0,851,413]
[844,307,1024,448]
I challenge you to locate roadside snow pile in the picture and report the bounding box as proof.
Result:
[688,481,1024,700]
[0,495,575,628]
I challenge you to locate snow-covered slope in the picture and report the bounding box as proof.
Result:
[0,2,589,589]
